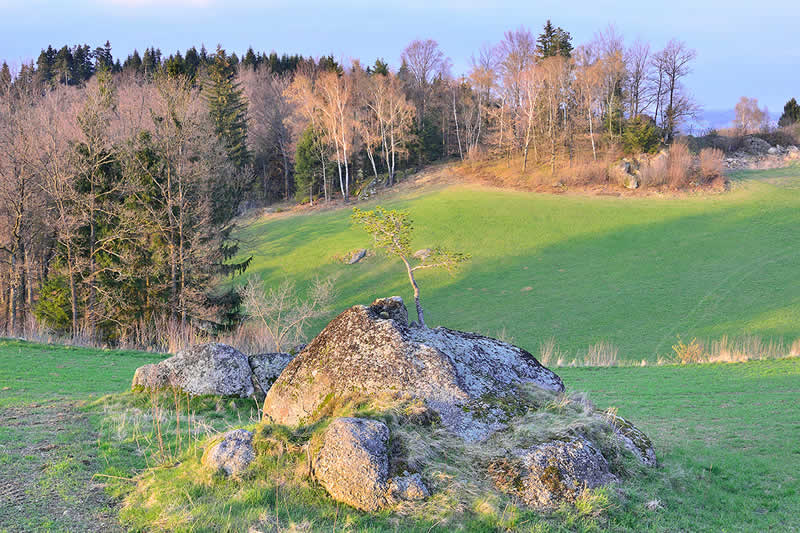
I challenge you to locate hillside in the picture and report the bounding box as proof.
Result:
[234,164,800,362]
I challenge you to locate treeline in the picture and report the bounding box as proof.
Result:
[0,49,253,343]
[0,21,701,343]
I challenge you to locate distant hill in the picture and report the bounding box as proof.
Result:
[685,109,782,134]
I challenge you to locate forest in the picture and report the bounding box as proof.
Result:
[0,21,726,345]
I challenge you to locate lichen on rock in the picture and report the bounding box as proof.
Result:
[263,296,563,441]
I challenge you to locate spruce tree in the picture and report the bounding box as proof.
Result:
[779,98,800,127]
[204,45,251,169]
[0,62,11,91]
[536,20,573,58]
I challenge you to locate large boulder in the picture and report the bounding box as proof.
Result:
[202,429,255,476]
[604,412,657,466]
[489,437,616,509]
[312,417,391,511]
[249,352,296,399]
[312,417,429,511]
[132,343,254,398]
[742,136,771,155]
[263,297,563,440]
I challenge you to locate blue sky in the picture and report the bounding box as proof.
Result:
[1,0,798,113]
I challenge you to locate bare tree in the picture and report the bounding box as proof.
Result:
[625,38,652,117]
[401,39,449,131]
[239,275,336,352]
[653,39,698,142]
[734,96,769,133]
[241,68,295,201]
[316,70,357,201]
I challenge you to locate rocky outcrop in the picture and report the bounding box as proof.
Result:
[202,429,255,476]
[312,417,391,511]
[490,437,616,509]
[413,248,432,260]
[348,249,367,264]
[249,352,296,399]
[263,297,564,440]
[387,472,430,502]
[132,343,294,399]
[604,413,657,466]
[312,417,429,511]
[741,136,772,155]
[132,343,254,397]
[610,159,640,189]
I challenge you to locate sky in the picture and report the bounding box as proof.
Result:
[1,0,798,118]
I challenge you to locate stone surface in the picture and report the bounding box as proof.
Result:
[491,437,616,509]
[263,297,563,440]
[202,429,255,476]
[132,343,254,398]
[131,362,172,390]
[742,136,772,155]
[249,352,295,399]
[312,417,391,511]
[604,413,657,466]
[387,472,430,502]
[348,249,367,264]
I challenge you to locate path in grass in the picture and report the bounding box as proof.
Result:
[0,340,162,532]
[234,165,800,361]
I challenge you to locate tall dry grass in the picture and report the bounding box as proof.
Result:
[536,335,800,368]
[667,142,693,187]
[698,147,725,182]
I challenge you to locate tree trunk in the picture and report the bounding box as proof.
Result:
[402,257,425,328]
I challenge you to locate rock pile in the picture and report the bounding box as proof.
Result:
[139,297,656,514]
[132,343,295,400]
[263,296,564,441]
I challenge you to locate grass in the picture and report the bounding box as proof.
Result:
[234,164,800,362]
[3,341,798,531]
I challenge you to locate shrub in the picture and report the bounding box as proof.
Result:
[672,337,704,363]
[622,115,661,154]
[667,142,693,188]
[638,153,668,187]
[698,147,724,182]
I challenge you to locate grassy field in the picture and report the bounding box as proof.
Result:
[1,341,798,531]
[234,164,800,362]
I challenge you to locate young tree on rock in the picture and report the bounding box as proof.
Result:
[352,206,468,328]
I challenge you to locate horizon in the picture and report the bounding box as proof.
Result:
[1,0,798,113]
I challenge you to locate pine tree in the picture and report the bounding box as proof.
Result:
[371,58,389,76]
[0,62,11,92]
[54,45,74,85]
[36,46,56,86]
[204,46,251,169]
[242,47,258,71]
[294,126,324,203]
[93,41,113,72]
[536,20,573,58]
[184,47,201,79]
[123,50,143,74]
[779,98,800,127]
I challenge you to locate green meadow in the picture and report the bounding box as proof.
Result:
[1,341,798,531]
[235,165,800,361]
[2,166,800,531]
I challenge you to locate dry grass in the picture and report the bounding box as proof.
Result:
[536,335,800,368]
[667,142,693,188]
[698,147,725,182]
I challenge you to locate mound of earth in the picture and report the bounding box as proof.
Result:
[263,296,564,440]
[132,343,294,399]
